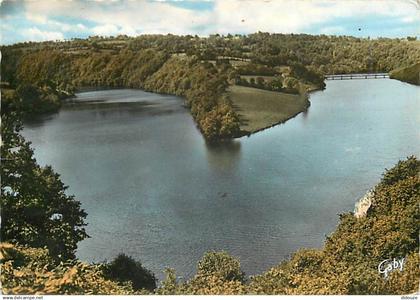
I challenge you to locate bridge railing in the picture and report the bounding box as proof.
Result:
[325,73,389,80]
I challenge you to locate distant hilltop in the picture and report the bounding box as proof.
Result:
[2,33,419,140]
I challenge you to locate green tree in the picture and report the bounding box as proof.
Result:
[197,251,245,282]
[0,113,88,259]
[102,254,157,291]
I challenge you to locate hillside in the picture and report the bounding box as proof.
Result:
[390,62,420,85]
[2,33,419,141]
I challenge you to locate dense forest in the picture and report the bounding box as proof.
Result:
[2,33,419,140]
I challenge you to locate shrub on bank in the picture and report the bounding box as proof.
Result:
[102,254,157,291]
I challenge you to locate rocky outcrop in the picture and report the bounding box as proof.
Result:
[354,190,373,218]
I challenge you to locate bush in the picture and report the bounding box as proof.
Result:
[197,251,245,282]
[380,155,419,186]
[1,243,134,295]
[102,254,157,291]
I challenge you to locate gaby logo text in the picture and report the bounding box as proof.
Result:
[378,258,405,278]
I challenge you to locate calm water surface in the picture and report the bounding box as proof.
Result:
[23,79,419,281]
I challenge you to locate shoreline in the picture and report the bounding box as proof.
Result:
[72,85,319,140]
[229,85,319,138]
[234,99,310,138]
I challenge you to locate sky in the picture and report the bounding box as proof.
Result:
[0,0,419,45]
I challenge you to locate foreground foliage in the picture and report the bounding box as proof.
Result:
[102,254,157,291]
[0,110,88,260]
[0,243,135,295]
[2,157,418,295]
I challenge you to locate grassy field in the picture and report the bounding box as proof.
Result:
[228,85,309,135]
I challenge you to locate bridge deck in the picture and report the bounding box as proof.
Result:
[325,73,389,80]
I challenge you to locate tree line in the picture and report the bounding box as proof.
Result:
[1,48,240,141]
[2,33,418,139]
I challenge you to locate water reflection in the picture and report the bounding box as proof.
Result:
[64,101,152,110]
[24,113,59,128]
[301,106,309,120]
[205,140,241,172]
[63,94,186,120]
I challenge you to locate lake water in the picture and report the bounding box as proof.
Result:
[23,79,419,281]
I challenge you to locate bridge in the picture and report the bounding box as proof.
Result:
[325,73,389,80]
